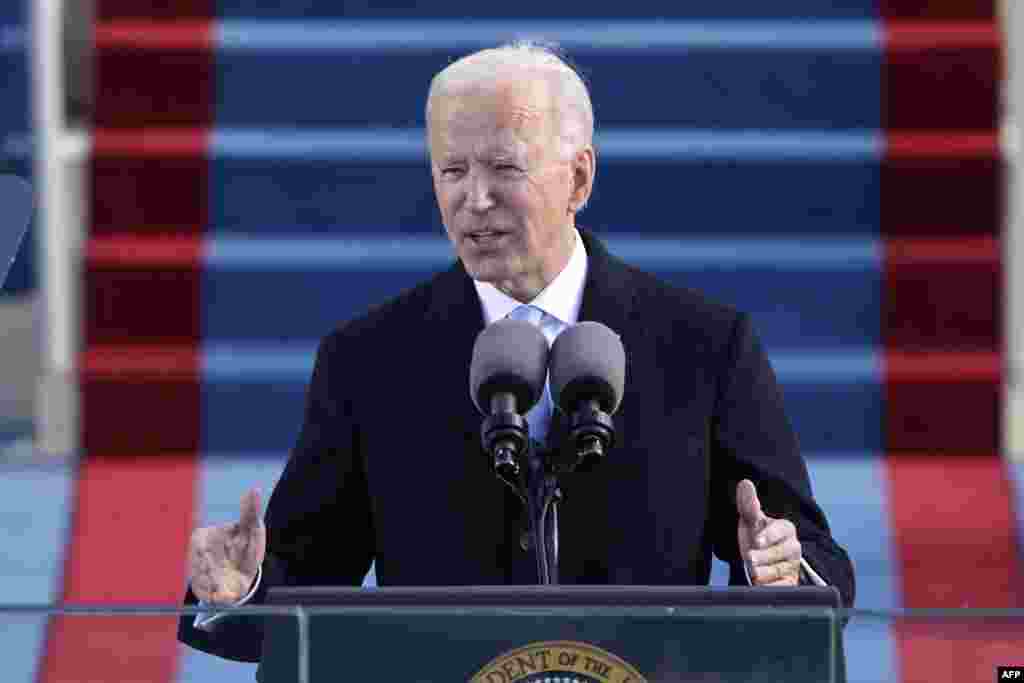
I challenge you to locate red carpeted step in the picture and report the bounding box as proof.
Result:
[92,130,209,236]
[887,455,1024,683]
[38,455,199,683]
[884,22,1001,130]
[80,346,201,456]
[883,237,1001,351]
[85,236,202,346]
[884,352,1001,454]
[883,132,1003,239]
[95,24,213,128]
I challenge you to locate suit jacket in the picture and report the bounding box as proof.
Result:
[178,228,855,663]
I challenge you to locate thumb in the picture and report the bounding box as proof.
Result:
[238,488,263,532]
[736,479,764,528]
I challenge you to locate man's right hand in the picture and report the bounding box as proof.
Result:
[189,488,266,604]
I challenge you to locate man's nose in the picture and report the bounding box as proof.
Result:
[466,172,495,213]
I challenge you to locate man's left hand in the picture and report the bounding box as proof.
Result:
[736,479,801,586]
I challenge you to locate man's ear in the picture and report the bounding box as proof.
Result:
[568,145,596,214]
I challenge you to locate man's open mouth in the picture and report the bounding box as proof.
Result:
[468,230,508,244]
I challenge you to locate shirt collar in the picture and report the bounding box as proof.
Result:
[473,229,588,326]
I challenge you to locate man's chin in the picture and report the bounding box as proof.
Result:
[460,254,512,284]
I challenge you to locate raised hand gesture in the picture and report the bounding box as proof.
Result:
[189,489,266,604]
[736,479,801,586]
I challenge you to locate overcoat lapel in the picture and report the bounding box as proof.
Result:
[575,228,638,455]
[423,256,488,446]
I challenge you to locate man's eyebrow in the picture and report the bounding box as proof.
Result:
[438,149,524,165]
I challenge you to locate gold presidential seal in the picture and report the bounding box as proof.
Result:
[469,640,647,683]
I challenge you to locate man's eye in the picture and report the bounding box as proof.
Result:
[441,168,464,177]
[497,165,522,173]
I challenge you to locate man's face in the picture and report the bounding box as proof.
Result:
[428,77,583,300]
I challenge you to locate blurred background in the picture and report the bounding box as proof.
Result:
[0,1,1019,681]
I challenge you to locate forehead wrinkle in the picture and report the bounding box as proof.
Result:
[434,115,544,166]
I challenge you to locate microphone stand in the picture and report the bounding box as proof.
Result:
[481,409,560,585]
[525,443,561,585]
[531,401,616,585]
[485,405,614,587]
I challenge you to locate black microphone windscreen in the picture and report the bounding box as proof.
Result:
[470,318,550,414]
[0,175,34,288]
[549,321,626,415]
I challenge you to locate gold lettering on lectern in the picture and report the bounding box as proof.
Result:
[469,641,647,682]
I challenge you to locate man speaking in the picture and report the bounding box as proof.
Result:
[179,43,855,662]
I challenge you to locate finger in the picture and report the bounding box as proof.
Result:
[238,521,266,573]
[191,568,216,601]
[749,536,801,567]
[735,479,764,528]
[191,529,225,568]
[238,488,263,532]
[751,559,802,584]
[754,518,797,549]
[760,577,799,587]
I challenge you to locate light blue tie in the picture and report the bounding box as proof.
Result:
[507,305,566,445]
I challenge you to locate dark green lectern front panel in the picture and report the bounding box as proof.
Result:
[260,608,838,682]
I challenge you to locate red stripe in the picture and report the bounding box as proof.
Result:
[884,351,1001,383]
[885,237,999,265]
[87,235,205,267]
[886,132,1000,159]
[96,21,214,50]
[82,346,201,377]
[38,455,199,683]
[94,129,210,157]
[887,456,1024,683]
[884,21,1002,50]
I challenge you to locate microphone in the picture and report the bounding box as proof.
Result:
[0,175,34,288]
[470,318,549,485]
[549,321,626,472]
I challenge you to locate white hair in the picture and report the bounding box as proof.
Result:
[425,41,595,160]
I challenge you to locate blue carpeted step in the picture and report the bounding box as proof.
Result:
[200,347,883,454]
[214,1,877,19]
[0,26,29,138]
[0,464,74,683]
[211,22,879,129]
[0,17,34,295]
[208,128,880,235]
[202,235,880,349]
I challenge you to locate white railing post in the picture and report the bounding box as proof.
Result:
[31,0,82,459]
